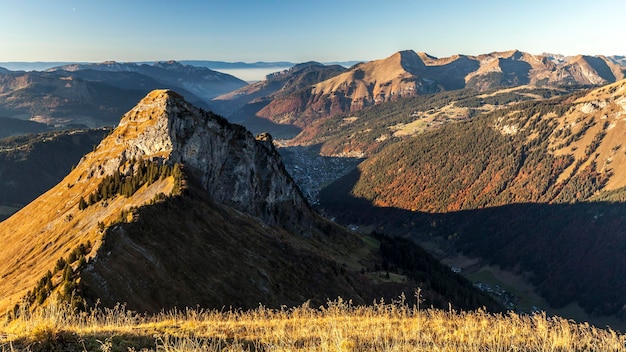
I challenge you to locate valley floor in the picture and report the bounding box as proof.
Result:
[1,299,624,351]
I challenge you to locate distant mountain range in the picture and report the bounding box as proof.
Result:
[223,50,626,143]
[47,60,247,103]
[0,61,246,131]
[3,50,623,139]
[0,60,360,72]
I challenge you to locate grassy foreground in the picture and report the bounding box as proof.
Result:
[1,297,625,351]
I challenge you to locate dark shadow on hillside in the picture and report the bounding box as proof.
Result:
[319,168,626,322]
[0,129,110,219]
[499,59,532,85]
[583,55,617,82]
[423,56,481,90]
[0,116,52,138]
[465,60,532,90]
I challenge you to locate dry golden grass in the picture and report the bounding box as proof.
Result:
[1,297,624,351]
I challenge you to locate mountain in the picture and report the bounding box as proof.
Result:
[211,62,347,138]
[179,60,294,70]
[51,60,248,102]
[0,116,51,138]
[0,62,77,72]
[253,51,441,131]
[235,50,626,146]
[320,79,626,322]
[341,80,626,211]
[433,50,625,90]
[290,86,574,158]
[0,90,499,314]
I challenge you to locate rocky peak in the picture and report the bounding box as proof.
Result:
[82,89,310,227]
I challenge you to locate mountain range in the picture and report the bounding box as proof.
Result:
[0,61,246,132]
[3,50,624,140]
[216,50,626,145]
[49,61,247,103]
[4,48,626,327]
[0,60,296,73]
[0,89,498,315]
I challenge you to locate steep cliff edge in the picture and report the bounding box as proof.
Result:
[87,89,312,229]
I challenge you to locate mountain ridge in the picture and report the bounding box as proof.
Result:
[48,60,248,103]
[0,69,210,129]
[233,50,626,145]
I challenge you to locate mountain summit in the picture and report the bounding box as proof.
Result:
[84,89,311,227]
[0,90,324,312]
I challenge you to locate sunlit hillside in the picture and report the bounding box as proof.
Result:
[0,90,182,314]
[344,79,626,211]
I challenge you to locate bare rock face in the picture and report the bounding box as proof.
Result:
[87,89,310,227]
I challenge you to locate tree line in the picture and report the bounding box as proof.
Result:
[79,159,183,210]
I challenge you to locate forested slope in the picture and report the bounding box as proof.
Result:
[320,80,626,318]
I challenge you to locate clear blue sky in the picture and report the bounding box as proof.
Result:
[2,0,625,63]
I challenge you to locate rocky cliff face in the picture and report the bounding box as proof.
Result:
[85,89,309,228]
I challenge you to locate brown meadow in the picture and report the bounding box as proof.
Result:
[1,296,625,351]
